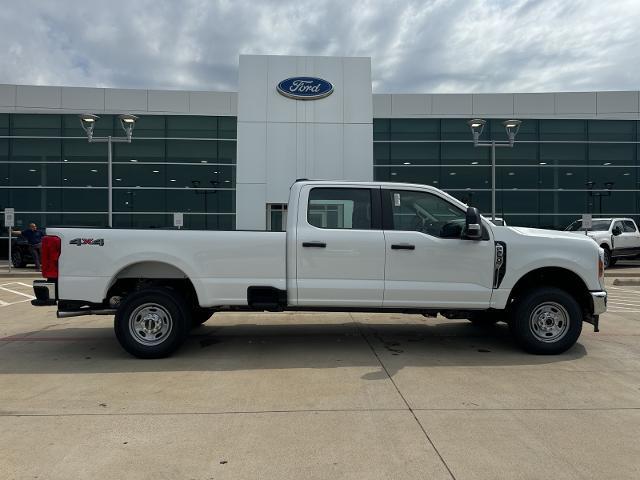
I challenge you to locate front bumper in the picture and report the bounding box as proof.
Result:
[31,280,57,306]
[590,291,607,315]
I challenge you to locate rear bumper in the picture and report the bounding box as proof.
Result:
[31,280,57,306]
[590,290,607,315]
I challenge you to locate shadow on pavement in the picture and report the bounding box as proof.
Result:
[0,320,587,376]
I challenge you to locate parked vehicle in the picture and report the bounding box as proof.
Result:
[565,218,640,268]
[11,235,35,268]
[32,180,606,358]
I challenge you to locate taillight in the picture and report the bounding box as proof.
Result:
[598,258,604,280]
[41,235,61,279]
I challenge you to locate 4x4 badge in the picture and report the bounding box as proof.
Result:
[69,238,104,246]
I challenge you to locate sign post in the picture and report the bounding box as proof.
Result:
[173,212,184,230]
[4,208,15,273]
[582,213,592,236]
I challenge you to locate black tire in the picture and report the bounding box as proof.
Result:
[114,287,189,359]
[609,258,617,267]
[602,246,611,268]
[11,250,27,268]
[509,287,583,355]
[191,308,214,327]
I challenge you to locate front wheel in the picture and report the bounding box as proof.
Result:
[509,287,583,355]
[11,250,27,268]
[602,246,611,268]
[115,287,189,358]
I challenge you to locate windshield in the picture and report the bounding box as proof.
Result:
[566,219,611,232]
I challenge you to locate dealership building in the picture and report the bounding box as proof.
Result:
[1,54,640,242]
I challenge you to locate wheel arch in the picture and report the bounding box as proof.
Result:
[507,267,592,314]
[105,260,201,309]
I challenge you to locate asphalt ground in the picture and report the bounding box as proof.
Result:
[0,278,639,480]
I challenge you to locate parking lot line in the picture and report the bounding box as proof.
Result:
[0,285,36,299]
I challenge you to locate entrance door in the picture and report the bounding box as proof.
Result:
[382,188,494,309]
[295,186,385,307]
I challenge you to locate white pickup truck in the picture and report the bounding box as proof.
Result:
[566,217,640,268]
[32,180,607,358]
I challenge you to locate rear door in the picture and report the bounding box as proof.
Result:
[295,186,385,307]
[382,188,494,309]
[621,220,640,253]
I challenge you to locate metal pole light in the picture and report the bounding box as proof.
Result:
[79,114,138,227]
[467,119,522,221]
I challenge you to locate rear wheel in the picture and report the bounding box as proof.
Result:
[509,287,583,355]
[602,246,611,268]
[115,287,189,358]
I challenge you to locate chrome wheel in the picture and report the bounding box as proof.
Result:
[529,301,570,343]
[129,303,173,346]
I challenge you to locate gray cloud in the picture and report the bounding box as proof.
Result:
[0,0,638,93]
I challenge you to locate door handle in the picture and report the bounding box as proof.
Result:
[303,242,327,248]
[391,244,415,250]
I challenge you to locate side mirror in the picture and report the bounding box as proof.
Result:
[612,226,623,236]
[464,207,483,240]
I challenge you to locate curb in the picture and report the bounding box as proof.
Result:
[605,272,640,278]
[613,278,640,286]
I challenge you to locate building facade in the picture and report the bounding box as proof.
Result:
[1,54,639,244]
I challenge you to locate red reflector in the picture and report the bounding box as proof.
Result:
[41,236,61,279]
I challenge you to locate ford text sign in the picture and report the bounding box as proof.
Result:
[277,77,333,100]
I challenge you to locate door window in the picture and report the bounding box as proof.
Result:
[308,188,373,230]
[623,220,637,233]
[386,189,465,239]
[613,221,624,232]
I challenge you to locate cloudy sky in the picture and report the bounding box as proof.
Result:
[1,0,639,93]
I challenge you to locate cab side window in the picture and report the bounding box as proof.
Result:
[308,188,373,229]
[613,221,624,233]
[623,221,637,233]
[386,189,465,238]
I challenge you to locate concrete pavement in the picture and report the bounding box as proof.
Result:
[0,278,639,479]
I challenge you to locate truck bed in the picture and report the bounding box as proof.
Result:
[48,228,287,307]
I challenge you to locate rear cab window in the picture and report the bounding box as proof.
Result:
[307,188,376,230]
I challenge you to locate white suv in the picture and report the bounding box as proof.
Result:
[566,217,640,267]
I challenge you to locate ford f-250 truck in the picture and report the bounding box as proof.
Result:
[566,217,640,268]
[32,180,607,358]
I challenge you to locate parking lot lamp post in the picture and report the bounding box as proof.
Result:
[467,119,522,221]
[587,181,614,214]
[79,114,138,227]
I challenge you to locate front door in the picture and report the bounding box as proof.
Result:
[295,186,385,307]
[382,188,494,309]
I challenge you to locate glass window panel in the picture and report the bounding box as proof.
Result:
[0,164,9,186]
[10,188,61,211]
[441,119,473,141]
[165,189,213,213]
[0,113,8,134]
[114,140,165,163]
[61,163,107,187]
[374,166,441,186]
[540,167,588,189]
[497,167,539,189]
[62,114,115,137]
[113,164,165,187]
[540,191,587,215]
[388,142,439,166]
[13,212,46,230]
[500,191,539,213]
[588,120,636,142]
[389,119,439,140]
[506,214,540,228]
[441,166,490,189]
[166,140,220,163]
[588,167,635,189]
[218,141,236,163]
[496,143,539,165]
[446,190,490,213]
[62,189,107,212]
[208,190,234,213]
[113,213,171,229]
[10,163,61,186]
[114,189,165,213]
[441,143,488,165]
[165,164,234,189]
[126,116,165,138]
[56,213,108,227]
[588,143,635,166]
[373,119,390,141]
[307,188,372,229]
[601,191,635,215]
[373,143,389,165]
[11,139,61,162]
[539,143,587,165]
[539,120,586,141]
[0,187,10,210]
[62,139,107,163]
[167,116,217,138]
[11,114,61,136]
[217,214,235,231]
[218,117,237,139]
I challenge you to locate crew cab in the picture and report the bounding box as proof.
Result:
[32,181,607,358]
[566,217,640,267]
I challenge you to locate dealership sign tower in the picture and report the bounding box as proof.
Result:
[236,55,373,230]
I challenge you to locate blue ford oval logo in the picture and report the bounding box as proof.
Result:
[277,77,333,100]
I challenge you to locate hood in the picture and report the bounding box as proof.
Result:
[510,227,599,243]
